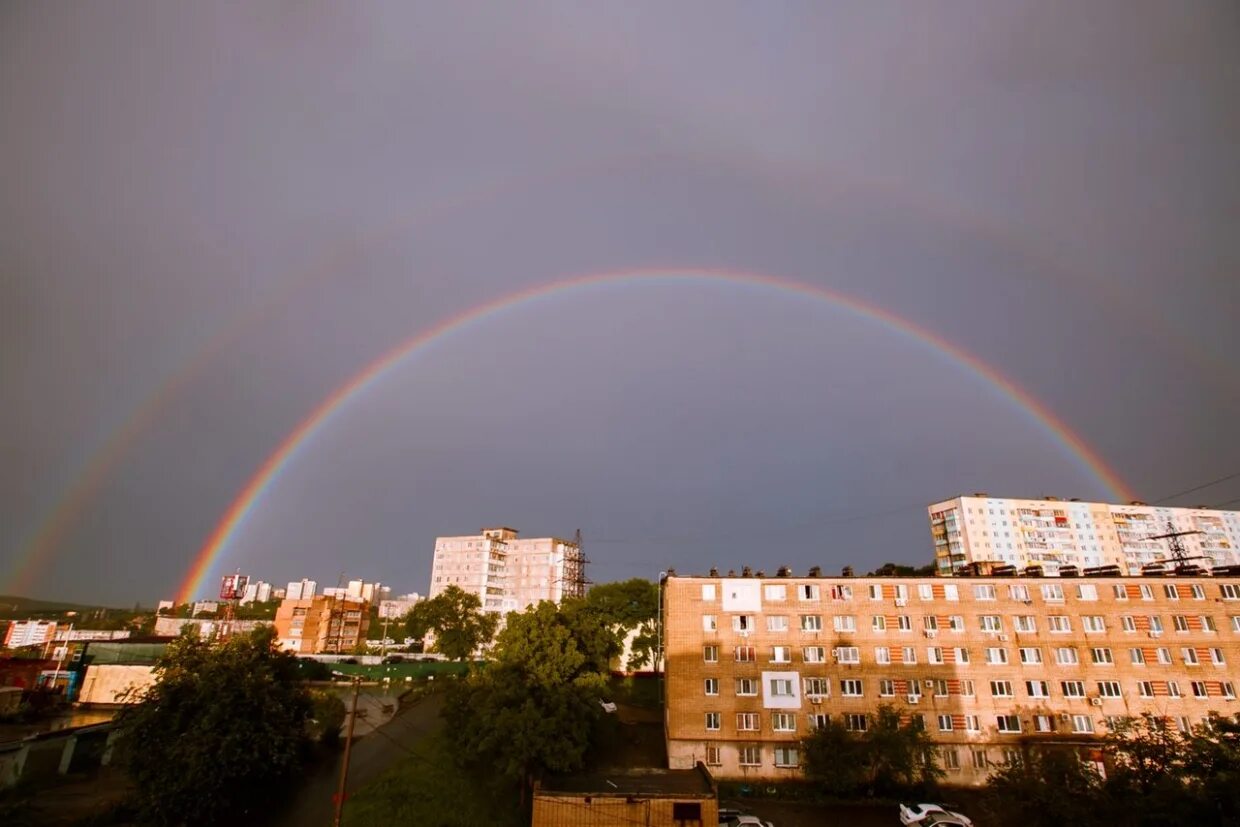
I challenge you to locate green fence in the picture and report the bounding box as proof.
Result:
[321,661,471,681]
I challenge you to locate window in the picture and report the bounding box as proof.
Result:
[702,584,717,600]
[704,678,719,695]
[1224,682,1237,699]
[872,615,887,632]
[1169,681,1183,698]
[971,748,989,768]
[923,615,938,631]
[769,678,795,697]
[804,677,829,697]
[1061,680,1086,698]
[1072,715,1095,734]
[1233,616,1240,632]
[835,646,860,664]
[1221,584,1240,600]
[1192,681,1209,699]
[933,679,949,697]
[1083,616,1106,633]
[803,646,826,663]
[875,646,891,665]
[986,647,1009,665]
[1157,648,1172,665]
[737,712,759,731]
[1113,584,1129,600]
[766,615,788,632]
[919,584,934,600]
[706,745,721,766]
[1026,680,1050,698]
[1019,647,1043,665]
[955,647,971,664]
[948,615,965,631]
[938,714,954,731]
[1138,681,1155,699]
[705,712,720,730]
[1010,584,1030,601]
[735,678,758,696]
[732,615,753,632]
[1014,615,1036,633]
[990,680,1013,698]
[832,584,853,600]
[1077,584,1098,601]
[800,615,822,632]
[770,646,791,664]
[703,615,717,632]
[1150,616,1165,633]
[1034,715,1054,732]
[841,679,863,697]
[1122,615,1136,632]
[772,712,796,732]
[1091,648,1114,665]
[673,802,703,821]
[773,746,799,767]
[974,584,997,600]
[1049,615,1072,633]
[1165,584,1181,601]
[1174,615,1190,632]
[879,679,895,697]
[943,584,959,601]
[1211,648,1226,665]
[1191,584,1206,600]
[997,715,1021,733]
[1130,648,1146,665]
[798,584,820,601]
[1042,584,1064,602]
[764,584,787,602]
[834,615,856,633]
[844,713,867,731]
[980,615,1003,632]
[897,615,912,631]
[1182,648,1200,666]
[868,585,883,600]
[735,646,756,663]
[808,713,829,729]
[1202,616,1217,633]
[966,715,981,732]
[902,646,917,665]
[943,748,961,771]
[703,645,718,663]
[738,745,761,766]
[961,679,976,697]
[1098,681,1122,697]
[1055,647,1080,665]
[928,647,944,665]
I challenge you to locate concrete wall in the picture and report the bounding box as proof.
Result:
[0,724,118,790]
[533,795,717,827]
[78,664,156,705]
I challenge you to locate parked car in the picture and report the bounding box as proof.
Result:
[899,803,973,827]
[719,811,774,827]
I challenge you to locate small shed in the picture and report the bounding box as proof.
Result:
[532,763,718,827]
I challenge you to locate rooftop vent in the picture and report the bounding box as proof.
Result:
[755,570,765,578]
[727,569,737,578]
[841,566,855,578]
[741,566,753,578]
[1084,565,1122,578]
[776,566,790,577]
[708,567,719,577]
[1023,565,1044,578]
[807,566,822,578]
[1058,564,1080,578]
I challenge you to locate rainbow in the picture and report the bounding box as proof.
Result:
[174,267,1134,602]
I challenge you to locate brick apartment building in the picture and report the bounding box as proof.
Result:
[664,570,1240,785]
[273,594,369,654]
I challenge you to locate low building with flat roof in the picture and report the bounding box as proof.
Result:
[532,764,717,827]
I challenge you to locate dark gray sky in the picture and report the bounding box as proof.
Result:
[3,2,1238,605]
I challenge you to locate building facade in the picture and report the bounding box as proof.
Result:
[664,571,1240,786]
[429,527,586,613]
[3,620,59,648]
[286,579,318,600]
[273,595,369,654]
[929,494,1240,576]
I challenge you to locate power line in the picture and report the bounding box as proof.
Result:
[1153,471,1240,505]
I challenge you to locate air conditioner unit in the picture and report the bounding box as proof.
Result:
[907,694,921,704]
[1090,697,1103,706]
[925,630,937,638]
[924,680,935,688]
[1149,631,1162,638]
[810,696,822,704]
[1059,713,1072,721]
[895,598,908,607]
[998,634,1010,642]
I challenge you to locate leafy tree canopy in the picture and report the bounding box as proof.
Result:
[865,562,937,577]
[115,627,312,826]
[403,585,498,661]
[580,578,658,629]
[802,704,942,797]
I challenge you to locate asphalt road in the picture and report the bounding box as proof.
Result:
[271,690,446,827]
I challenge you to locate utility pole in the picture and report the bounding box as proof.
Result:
[332,677,362,827]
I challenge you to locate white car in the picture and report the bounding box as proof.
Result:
[899,803,973,827]
[719,811,774,827]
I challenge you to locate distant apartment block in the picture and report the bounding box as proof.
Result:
[153,617,269,638]
[379,594,421,619]
[929,494,1240,576]
[664,570,1240,786]
[240,580,274,604]
[3,620,58,648]
[429,527,585,613]
[273,595,369,654]
[286,579,318,600]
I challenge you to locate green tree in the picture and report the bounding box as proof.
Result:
[444,601,619,796]
[403,585,498,661]
[983,746,1105,827]
[801,705,941,797]
[114,627,312,826]
[579,578,658,670]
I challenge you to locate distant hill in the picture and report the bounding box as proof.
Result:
[0,594,119,616]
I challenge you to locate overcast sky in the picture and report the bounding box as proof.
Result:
[3,2,1238,605]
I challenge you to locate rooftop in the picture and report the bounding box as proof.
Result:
[539,765,714,797]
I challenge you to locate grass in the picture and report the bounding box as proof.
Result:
[343,732,523,827]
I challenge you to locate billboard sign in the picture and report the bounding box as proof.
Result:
[220,574,249,601]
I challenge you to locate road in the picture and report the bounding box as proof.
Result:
[271,690,446,827]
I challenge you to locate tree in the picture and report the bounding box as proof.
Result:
[403,585,498,661]
[801,705,941,797]
[983,746,1105,827]
[444,601,620,797]
[579,578,658,671]
[114,627,312,826]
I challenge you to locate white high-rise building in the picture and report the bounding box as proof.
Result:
[286,579,317,600]
[929,493,1240,576]
[429,527,585,614]
[3,619,58,648]
[240,580,274,605]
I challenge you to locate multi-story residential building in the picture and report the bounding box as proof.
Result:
[379,594,421,619]
[3,619,58,648]
[239,580,273,605]
[929,494,1240,576]
[664,570,1240,786]
[286,579,317,600]
[429,527,585,613]
[272,595,369,654]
